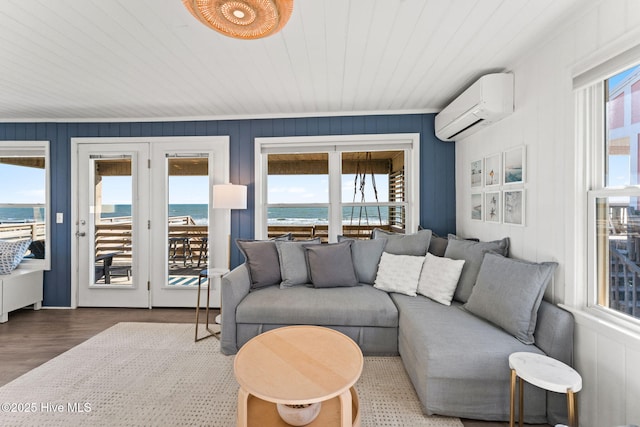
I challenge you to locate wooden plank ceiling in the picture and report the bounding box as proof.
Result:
[0,0,597,121]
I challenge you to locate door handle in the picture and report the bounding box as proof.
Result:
[76,231,86,237]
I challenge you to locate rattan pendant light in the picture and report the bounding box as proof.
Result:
[182,0,293,40]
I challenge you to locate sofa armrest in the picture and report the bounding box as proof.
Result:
[534,300,575,426]
[534,300,574,365]
[220,264,251,355]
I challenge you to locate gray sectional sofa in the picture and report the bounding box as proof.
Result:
[219,230,574,425]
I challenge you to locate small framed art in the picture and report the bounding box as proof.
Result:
[471,193,482,220]
[471,159,483,188]
[503,146,525,185]
[484,153,501,187]
[503,189,525,225]
[485,191,501,223]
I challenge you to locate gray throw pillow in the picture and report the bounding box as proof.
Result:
[304,241,358,288]
[276,239,321,288]
[444,236,510,303]
[235,240,282,290]
[337,236,386,284]
[371,228,432,256]
[427,234,449,257]
[464,253,558,344]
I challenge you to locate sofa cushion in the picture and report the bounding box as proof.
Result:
[464,253,558,344]
[276,239,321,288]
[444,236,510,303]
[374,252,425,296]
[236,285,398,327]
[0,239,32,275]
[304,241,358,288]
[417,253,465,305]
[337,236,386,284]
[372,228,432,256]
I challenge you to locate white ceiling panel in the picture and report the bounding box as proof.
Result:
[0,0,598,121]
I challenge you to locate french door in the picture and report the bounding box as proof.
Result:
[75,137,229,308]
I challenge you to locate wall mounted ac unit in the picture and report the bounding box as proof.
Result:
[435,73,514,142]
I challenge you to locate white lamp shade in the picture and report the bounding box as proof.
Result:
[213,184,247,210]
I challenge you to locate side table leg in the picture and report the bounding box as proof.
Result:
[518,377,523,427]
[509,369,516,427]
[194,277,202,342]
[567,389,577,427]
[237,387,250,427]
[339,389,352,427]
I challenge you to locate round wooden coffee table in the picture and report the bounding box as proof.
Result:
[234,325,363,427]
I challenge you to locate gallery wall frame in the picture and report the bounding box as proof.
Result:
[503,146,525,185]
[471,159,483,188]
[484,191,501,223]
[484,153,502,187]
[503,189,525,226]
[471,193,483,220]
[472,145,526,224]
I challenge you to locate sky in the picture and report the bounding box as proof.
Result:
[100,173,391,205]
[0,164,45,204]
[268,174,389,204]
[0,163,389,206]
[608,64,640,91]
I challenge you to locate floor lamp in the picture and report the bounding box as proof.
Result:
[211,183,247,335]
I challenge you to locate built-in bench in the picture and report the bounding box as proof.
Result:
[0,260,44,323]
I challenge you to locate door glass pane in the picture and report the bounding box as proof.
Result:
[167,156,209,287]
[267,153,328,240]
[0,156,46,259]
[93,158,133,286]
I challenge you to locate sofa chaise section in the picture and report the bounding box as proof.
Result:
[393,293,573,424]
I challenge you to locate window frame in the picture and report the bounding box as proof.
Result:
[254,134,420,241]
[0,140,51,270]
[579,60,640,330]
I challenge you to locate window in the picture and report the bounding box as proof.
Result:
[255,134,419,242]
[588,63,640,322]
[0,141,50,269]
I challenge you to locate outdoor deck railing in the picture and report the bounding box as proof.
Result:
[95,216,206,264]
[0,222,45,242]
[267,224,396,241]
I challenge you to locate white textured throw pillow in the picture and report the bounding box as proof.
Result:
[417,253,465,305]
[374,252,425,296]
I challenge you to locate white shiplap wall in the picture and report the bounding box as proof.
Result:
[454,0,640,425]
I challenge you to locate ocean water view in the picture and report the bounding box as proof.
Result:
[1,205,391,226]
[0,207,46,223]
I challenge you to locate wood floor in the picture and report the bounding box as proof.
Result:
[0,307,548,427]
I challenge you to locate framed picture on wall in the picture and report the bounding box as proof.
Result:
[484,153,501,187]
[485,191,501,223]
[471,193,483,220]
[503,146,526,185]
[471,159,483,188]
[503,189,525,226]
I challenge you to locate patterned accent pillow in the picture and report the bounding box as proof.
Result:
[0,239,32,275]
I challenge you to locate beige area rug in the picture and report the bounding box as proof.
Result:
[0,323,462,427]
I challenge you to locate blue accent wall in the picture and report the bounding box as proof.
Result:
[0,113,455,307]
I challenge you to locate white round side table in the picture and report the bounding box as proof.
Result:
[508,352,582,427]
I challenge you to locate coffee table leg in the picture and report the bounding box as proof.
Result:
[339,389,352,426]
[236,387,250,427]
